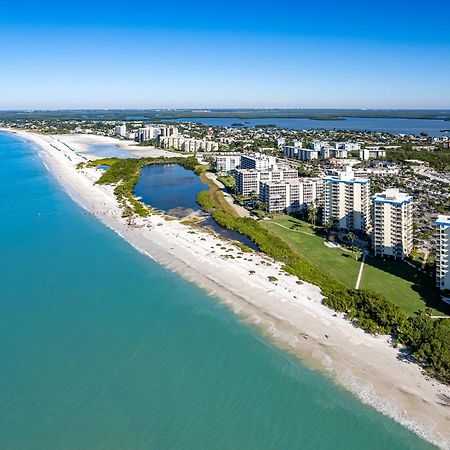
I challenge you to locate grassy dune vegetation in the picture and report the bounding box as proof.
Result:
[196,169,238,217]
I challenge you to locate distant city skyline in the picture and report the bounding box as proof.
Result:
[1,0,449,109]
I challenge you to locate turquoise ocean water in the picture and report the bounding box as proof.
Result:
[0,132,435,449]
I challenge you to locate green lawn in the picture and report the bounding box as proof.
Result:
[262,217,361,288]
[262,216,449,316]
[360,258,444,316]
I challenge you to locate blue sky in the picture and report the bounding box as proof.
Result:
[1,0,449,109]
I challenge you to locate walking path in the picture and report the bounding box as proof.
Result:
[204,172,250,218]
[355,253,366,289]
[269,221,315,236]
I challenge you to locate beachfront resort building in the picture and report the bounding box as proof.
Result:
[179,138,219,152]
[114,124,127,137]
[322,167,371,232]
[137,126,161,142]
[160,126,179,138]
[260,178,322,213]
[235,167,298,196]
[158,125,219,152]
[435,215,450,292]
[372,189,413,259]
[359,147,387,160]
[240,153,278,170]
[215,154,241,173]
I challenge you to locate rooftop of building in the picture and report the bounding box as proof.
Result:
[261,177,318,187]
[323,166,369,183]
[241,152,275,160]
[235,166,296,174]
[435,215,450,226]
[372,188,413,204]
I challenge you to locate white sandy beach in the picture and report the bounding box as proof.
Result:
[51,133,179,159]
[3,129,450,449]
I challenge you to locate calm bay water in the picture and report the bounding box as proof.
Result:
[165,117,450,137]
[135,164,208,217]
[0,131,435,449]
[134,164,259,249]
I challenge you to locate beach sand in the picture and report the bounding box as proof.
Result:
[51,133,179,159]
[4,129,450,449]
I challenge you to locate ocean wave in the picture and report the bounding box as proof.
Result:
[336,367,449,450]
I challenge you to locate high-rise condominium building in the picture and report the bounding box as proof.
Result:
[137,126,161,142]
[160,126,179,138]
[372,189,413,259]
[114,124,127,137]
[235,167,298,196]
[435,215,450,292]
[259,178,322,213]
[322,167,371,232]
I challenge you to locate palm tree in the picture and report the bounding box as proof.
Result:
[347,231,356,246]
[308,205,317,228]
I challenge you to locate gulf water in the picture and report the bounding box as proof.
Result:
[0,131,435,449]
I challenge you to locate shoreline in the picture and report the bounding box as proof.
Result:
[3,128,450,449]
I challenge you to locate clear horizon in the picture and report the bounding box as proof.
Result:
[1,108,450,112]
[1,0,449,109]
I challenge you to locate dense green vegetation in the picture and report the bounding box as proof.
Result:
[2,109,449,122]
[82,156,198,218]
[385,145,450,171]
[326,291,450,382]
[217,175,236,191]
[197,171,239,217]
[197,189,450,382]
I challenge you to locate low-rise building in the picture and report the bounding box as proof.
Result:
[435,215,450,292]
[372,189,413,259]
